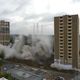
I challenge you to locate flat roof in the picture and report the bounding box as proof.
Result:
[7,68,43,80]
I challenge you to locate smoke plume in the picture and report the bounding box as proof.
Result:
[0,35,54,63]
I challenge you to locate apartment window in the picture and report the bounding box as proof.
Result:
[59,23,63,25]
[68,40,71,42]
[60,33,63,35]
[60,36,63,38]
[60,39,63,42]
[68,19,72,21]
[6,28,9,33]
[60,20,63,22]
[60,17,63,19]
[60,26,63,28]
[60,43,63,45]
[68,50,72,52]
[68,16,72,18]
[68,23,71,25]
[59,30,63,32]
[60,56,63,57]
[68,53,72,55]
[68,33,71,35]
[68,36,72,38]
[68,29,71,31]
[60,46,63,48]
[68,46,72,48]
[68,56,72,58]
[68,29,72,33]
[68,43,72,45]
[68,26,71,28]
[60,52,63,54]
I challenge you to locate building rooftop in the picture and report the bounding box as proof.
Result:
[8,68,43,80]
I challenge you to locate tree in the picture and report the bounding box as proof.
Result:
[0,72,14,80]
[10,36,14,44]
[0,50,5,59]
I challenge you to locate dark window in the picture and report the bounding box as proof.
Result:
[68,56,72,58]
[60,27,63,28]
[68,23,71,25]
[60,36,63,38]
[68,29,71,32]
[68,19,72,21]
[68,46,71,48]
[60,23,63,25]
[60,46,63,48]
[60,17,63,19]
[68,40,71,42]
[60,56,63,57]
[68,36,71,38]
[60,40,63,41]
[60,33,63,35]
[68,53,71,55]
[60,30,63,32]
[68,43,72,45]
[60,53,63,54]
[68,33,71,35]
[60,20,63,22]
[68,16,72,18]
[68,26,71,28]
[68,50,71,51]
[60,43,63,45]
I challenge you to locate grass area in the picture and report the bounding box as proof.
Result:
[0,59,14,80]
[0,72,14,80]
[0,59,5,67]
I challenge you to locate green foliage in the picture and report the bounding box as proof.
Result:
[0,72,14,80]
[0,60,3,66]
[10,36,14,44]
[0,50,5,59]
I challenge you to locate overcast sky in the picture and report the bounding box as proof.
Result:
[0,0,80,35]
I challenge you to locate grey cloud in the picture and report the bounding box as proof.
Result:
[12,0,32,12]
[24,13,54,22]
[10,19,54,35]
[10,21,34,35]
[0,0,31,17]
[0,0,54,23]
[24,15,40,20]
[10,12,67,35]
[40,15,54,22]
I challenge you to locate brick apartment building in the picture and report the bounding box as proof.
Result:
[54,15,79,68]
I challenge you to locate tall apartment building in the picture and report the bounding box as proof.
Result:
[0,20,10,45]
[54,15,79,68]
